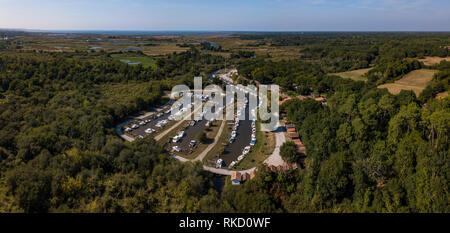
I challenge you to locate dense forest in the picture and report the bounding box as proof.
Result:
[0,32,449,213]
[0,49,223,212]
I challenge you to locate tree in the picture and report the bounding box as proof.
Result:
[280,141,299,163]
[196,131,208,144]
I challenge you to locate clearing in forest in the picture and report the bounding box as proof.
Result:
[333,68,373,81]
[435,91,449,100]
[418,57,450,66]
[111,54,157,69]
[378,69,437,96]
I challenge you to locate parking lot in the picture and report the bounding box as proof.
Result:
[221,99,253,167]
[122,103,181,140]
[166,119,212,154]
[166,101,225,154]
[123,93,209,140]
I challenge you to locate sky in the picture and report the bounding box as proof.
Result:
[0,0,449,31]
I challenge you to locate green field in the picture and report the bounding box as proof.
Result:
[111,54,157,69]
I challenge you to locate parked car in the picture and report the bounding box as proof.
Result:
[124,127,132,133]
[216,159,224,168]
[172,146,181,152]
[132,124,139,129]
[189,140,197,148]
[190,121,196,127]
[173,136,181,143]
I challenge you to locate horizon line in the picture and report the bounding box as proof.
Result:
[1,28,450,34]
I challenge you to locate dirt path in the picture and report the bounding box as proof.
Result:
[263,121,286,167]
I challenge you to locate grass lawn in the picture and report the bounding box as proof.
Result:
[332,68,373,82]
[111,54,157,69]
[378,69,437,96]
[233,121,276,170]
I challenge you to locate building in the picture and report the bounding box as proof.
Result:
[286,124,296,130]
[287,128,297,133]
[298,146,307,155]
[315,97,327,105]
[292,139,304,148]
[288,132,300,139]
[241,173,250,182]
[231,171,242,185]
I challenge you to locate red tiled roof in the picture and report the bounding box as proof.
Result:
[298,147,307,155]
[286,124,296,129]
[231,171,241,181]
[315,97,326,102]
[292,139,304,147]
[287,128,297,133]
[241,173,250,182]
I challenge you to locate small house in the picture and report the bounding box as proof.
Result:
[286,124,296,130]
[298,146,307,155]
[241,173,250,182]
[231,172,242,185]
[287,128,297,133]
[292,139,304,148]
[315,97,327,105]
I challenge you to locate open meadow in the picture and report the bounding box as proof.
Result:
[378,69,437,96]
[333,68,373,81]
[418,56,450,66]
